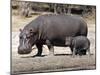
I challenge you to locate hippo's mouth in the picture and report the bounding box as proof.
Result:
[18,49,32,55]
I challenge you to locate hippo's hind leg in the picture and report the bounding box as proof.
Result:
[46,40,54,56]
[48,45,54,56]
[87,48,90,57]
[35,44,43,56]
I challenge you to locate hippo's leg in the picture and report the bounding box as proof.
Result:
[48,45,54,56]
[70,46,73,53]
[70,45,77,56]
[72,48,76,57]
[78,49,83,56]
[87,48,90,57]
[35,44,43,56]
[46,40,54,56]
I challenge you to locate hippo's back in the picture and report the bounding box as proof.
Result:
[39,15,88,38]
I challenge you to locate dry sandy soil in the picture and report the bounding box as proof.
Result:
[11,14,96,74]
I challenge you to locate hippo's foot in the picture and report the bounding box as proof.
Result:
[35,54,41,56]
[32,54,41,57]
[32,54,46,57]
[72,55,76,58]
[48,52,54,57]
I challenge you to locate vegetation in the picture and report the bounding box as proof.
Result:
[12,0,96,19]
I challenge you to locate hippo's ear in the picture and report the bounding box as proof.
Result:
[19,29,22,32]
[30,29,33,33]
[30,29,33,32]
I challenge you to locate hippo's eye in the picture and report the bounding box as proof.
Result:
[20,36,22,39]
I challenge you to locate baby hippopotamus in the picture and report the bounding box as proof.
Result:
[70,36,90,57]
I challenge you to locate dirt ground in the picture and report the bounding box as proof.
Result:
[11,14,96,74]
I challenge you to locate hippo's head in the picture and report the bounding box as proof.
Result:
[18,28,38,54]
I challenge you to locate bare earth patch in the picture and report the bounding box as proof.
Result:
[11,15,96,74]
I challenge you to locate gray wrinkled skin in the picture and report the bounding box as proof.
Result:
[18,14,88,56]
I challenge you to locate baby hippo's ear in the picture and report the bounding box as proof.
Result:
[19,29,22,32]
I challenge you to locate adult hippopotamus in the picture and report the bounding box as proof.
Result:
[18,14,88,56]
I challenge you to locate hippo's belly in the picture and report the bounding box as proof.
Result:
[51,38,67,47]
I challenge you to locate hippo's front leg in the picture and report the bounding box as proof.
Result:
[72,47,76,57]
[46,40,54,56]
[35,44,43,56]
